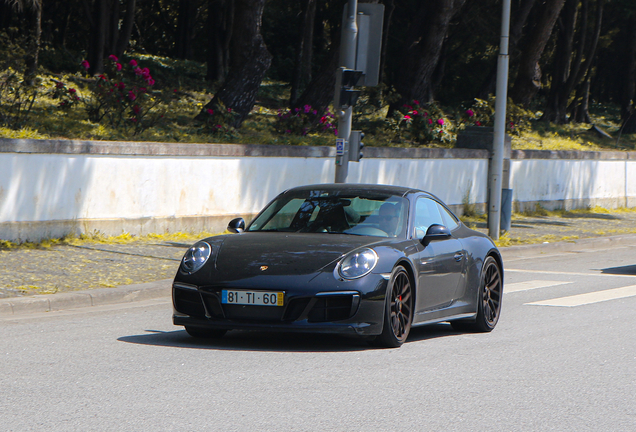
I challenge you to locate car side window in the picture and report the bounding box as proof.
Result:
[413,198,444,238]
[437,202,459,231]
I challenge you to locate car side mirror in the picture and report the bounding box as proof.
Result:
[422,224,451,245]
[227,217,246,233]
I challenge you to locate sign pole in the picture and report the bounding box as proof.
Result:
[334,0,358,183]
[488,0,511,239]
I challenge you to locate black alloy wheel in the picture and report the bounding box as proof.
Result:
[373,265,413,348]
[185,326,227,339]
[479,256,503,330]
[452,255,502,332]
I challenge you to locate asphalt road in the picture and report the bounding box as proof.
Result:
[1,245,635,431]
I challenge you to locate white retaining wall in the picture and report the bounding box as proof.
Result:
[510,152,636,211]
[0,139,634,241]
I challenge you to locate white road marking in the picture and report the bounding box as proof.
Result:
[526,285,636,307]
[505,280,571,293]
[506,268,636,278]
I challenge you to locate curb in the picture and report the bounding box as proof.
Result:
[0,279,172,318]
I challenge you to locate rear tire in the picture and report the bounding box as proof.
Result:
[185,326,227,339]
[451,256,502,332]
[372,265,413,348]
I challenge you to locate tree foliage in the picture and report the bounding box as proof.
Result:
[1,0,636,134]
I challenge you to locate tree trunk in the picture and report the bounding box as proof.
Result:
[88,0,139,72]
[621,15,636,133]
[58,1,72,48]
[0,2,11,29]
[564,0,604,123]
[24,0,42,81]
[292,0,385,116]
[478,0,537,99]
[290,0,316,105]
[541,0,579,123]
[114,0,137,58]
[293,47,340,114]
[206,0,234,83]
[88,0,110,75]
[379,0,395,84]
[390,0,467,111]
[510,0,567,107]
[199,0,271,127]
[570,76,592,123]
[174,0,196,59]
[107,0,119,54]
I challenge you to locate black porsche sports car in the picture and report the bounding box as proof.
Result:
[172,184,503,347]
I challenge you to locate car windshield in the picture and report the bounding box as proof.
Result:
[247,189,409,238]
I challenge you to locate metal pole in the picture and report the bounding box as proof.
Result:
[335,0,358,183]
[488,0,511,240]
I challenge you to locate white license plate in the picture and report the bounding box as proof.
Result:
[221,290,284,306]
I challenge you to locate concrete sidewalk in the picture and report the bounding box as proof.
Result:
[2,210,636,317]
[0,279,172,317]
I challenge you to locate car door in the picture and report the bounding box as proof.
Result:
[411,197,466,314]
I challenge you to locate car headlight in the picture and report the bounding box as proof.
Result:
[180,241,212,274]
[338,248,378,279]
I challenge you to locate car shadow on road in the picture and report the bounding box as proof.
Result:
[118,323,461,352]
[600,264,636,275]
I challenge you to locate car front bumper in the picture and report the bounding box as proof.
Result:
[172,272,389,336]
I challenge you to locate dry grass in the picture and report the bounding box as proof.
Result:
[494,233,580,248]
[0,230,221,250]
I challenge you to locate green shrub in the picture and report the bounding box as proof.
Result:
[75,55,175,135]
[274,104,337,136]
[199,101,240,140]
[460,96,535,135]
[389,100,455,145]
[49,79,81,109]
[0,68,40,129]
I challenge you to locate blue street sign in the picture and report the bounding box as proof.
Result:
[336,138,345,155]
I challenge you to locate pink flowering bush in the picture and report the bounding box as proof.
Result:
[460,97,533,136]
[77,55,173,134]
[460,98,495,128]
[200,101,239,138]
[391,100,454,145]
[49,80,80,109]
[274,104,337,136]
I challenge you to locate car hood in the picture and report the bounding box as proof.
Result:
[213,232,384,279]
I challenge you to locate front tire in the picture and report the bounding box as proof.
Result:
[452,255,502,332]
[373,265,413,348]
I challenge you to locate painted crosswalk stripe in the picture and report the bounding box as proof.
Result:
[526,285,636,307]
[505,280,571,293]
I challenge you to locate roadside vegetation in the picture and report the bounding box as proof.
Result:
[0,230,219,250]
[461,206,636,248]
[1,53,635,151]
[3,1,636,150]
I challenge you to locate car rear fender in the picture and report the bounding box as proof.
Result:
[465,247,504,303]
[486,248,504,288]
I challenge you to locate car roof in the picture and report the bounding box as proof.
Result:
[282,183,429,198]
